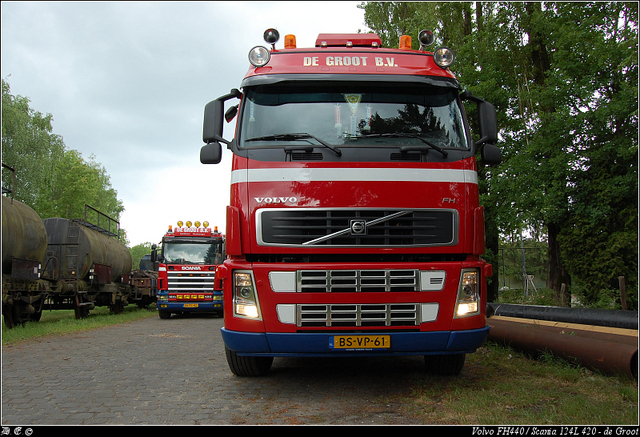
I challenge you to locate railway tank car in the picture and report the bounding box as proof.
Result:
[2,193,144,326]
[1,195,50,328]
[42,214,133,318]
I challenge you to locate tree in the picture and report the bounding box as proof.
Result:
[129,242,155,270]
[2,79,126,241]
[1,78,65,210]
[359,2,638,308]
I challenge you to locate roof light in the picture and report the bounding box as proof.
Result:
[418,29,435,49]
[203,221,209,228]
[195,221,201,228]
[248,46,271,67]
[284,34,296,49]
[263,28,279,47]
[177,221,183,227]
[399,35,412,50]
[433,46,455,69]
[186,221,192,227]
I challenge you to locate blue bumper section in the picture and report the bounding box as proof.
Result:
[221,326,490,357]
[160,302,222,312]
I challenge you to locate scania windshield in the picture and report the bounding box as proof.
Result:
[163,241,224,265]
[239,83,469,151]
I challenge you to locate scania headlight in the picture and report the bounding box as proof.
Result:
[455,269,481,318]
[233,271,261,319]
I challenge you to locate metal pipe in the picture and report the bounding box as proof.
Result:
[487,317,638,380]
[491,316,638,346]
[487,303,638,329]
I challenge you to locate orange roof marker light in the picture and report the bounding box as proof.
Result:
[399,35,412,50]
[284,34,297,49]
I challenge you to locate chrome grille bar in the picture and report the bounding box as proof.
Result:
[298,269,420,292]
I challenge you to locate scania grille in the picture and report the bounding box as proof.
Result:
[167,271,215,291]
[297,303,419,327]
[257,208,457,247]
[298,269,420,292]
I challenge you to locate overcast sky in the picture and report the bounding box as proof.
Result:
[1,1,367,247]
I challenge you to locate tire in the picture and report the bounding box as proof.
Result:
[424,353,466,376]
[158,311,171,319]
[225,346,273,377]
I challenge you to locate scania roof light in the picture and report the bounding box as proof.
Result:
[433,46,455,69]
[249,46,271,67]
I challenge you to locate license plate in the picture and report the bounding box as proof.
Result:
[184,303,199,308]
[329,335,391,350]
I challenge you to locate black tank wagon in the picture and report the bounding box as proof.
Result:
[41,206,134,318]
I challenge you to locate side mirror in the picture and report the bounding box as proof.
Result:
[481,143,502,165]
[200,143,222,164]
[203,100,225,144]
[202,88,241,145]
[461,91,501,166]
[477,101,498,146]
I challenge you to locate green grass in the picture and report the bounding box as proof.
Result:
[1,304,158,345]
[401,343,638,425]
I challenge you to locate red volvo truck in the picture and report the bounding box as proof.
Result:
[155,221,225,319]
[201,29,501,376]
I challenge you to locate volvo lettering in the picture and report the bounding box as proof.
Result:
[201,29,501,376]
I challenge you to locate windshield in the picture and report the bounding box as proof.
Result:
[163,242,224,265]
[239,84,469,150]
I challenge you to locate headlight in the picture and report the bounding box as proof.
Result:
[455,269,481,318]
[233,271,261,319]
[248,46,271,67]
[433,46,455,69]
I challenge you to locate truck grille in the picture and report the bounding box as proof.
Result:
[297,303,419,327]
[167,271,215,291]
[257,208,457,247]
[298,269,420,292]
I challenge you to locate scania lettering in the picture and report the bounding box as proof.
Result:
[201,29,501,376]
[155,221,225,319]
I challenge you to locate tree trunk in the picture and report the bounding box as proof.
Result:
[546,221,571,304]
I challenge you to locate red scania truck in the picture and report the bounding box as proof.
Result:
[201,29,501,376]
[155,221,225,319]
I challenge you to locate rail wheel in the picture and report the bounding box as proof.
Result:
[2,302,19,329]
[74,293,91,319]
[225,346,273,377]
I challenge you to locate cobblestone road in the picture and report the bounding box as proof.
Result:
[2,314,427,425]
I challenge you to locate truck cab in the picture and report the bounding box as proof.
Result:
[155,221,225,318]
[201,29,500,376]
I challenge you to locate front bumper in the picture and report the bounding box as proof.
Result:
[221,325,489,357]
[158,301,222,313]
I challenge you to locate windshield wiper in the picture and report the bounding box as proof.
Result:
[246,133,342,157]
[359,133,448,157]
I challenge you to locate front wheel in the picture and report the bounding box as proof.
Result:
[225,346,273,377]
[424,353,465,376]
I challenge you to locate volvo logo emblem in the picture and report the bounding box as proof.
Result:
[350,220,367,235]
